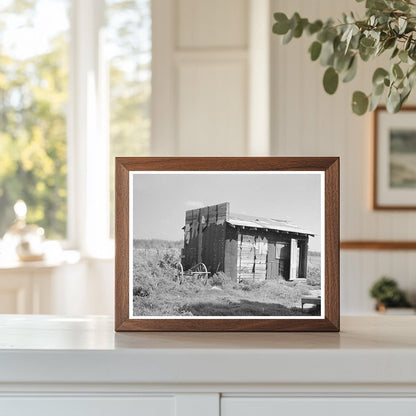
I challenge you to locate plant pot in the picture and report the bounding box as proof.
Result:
[375,301,386,313]
[375,302,415,315]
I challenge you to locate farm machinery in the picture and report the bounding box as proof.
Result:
[176,262,210,285]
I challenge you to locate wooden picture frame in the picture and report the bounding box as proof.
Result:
[373,106,416,210]
[115,157,339,332]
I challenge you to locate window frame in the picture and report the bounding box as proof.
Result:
[67,0,111,257]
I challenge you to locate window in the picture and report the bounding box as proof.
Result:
[0,0,70,239]
[106,0,151,237]
[0,0,151,252]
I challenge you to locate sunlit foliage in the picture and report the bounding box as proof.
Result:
[0,1,69,237]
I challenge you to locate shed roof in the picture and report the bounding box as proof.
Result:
[227,213,315,236]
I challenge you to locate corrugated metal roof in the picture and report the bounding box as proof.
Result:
[227,213,315,236]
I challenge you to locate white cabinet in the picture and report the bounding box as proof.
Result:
[1,397,175,416]
[222,398,416,416]
[1,316,416,415]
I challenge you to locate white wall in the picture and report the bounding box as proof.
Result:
[271,0,416,313]
[152,0,271,156]
[33,0,416,317]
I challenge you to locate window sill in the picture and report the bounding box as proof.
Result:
[0,250,81,271]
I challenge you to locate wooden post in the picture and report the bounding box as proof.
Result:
[197,208,203,263]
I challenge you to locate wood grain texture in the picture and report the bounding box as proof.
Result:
[115,157,340,332]
[114,160,130,330]
[341,241,416,250]
[325,157,340,331]
[373,106,416,210]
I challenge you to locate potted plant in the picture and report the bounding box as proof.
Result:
[369,276,413,312]
[272,0,416,115]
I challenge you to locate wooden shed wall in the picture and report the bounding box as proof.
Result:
[224,228,310,281]
[267,233,309,280]
[182,203,229,273]
[224,226,238,280]
[182,203,311,280]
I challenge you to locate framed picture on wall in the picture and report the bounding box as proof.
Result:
[115,157,339,332]
[374,106,416,209]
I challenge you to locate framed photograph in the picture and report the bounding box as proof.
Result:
[115,157,339,332]
[374,106,416,209]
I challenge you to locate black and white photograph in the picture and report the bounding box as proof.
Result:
[130,172,324,318]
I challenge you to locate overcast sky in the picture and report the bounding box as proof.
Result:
[132,172,323,251]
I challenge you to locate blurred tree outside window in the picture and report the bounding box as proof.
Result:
[0,0,70,239]
[0,0,151,242]
[106,0,151,237]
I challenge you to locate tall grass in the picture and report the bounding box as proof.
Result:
[132,243,321,316]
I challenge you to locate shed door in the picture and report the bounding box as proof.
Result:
[254,237,267,280]
[289,239,299,280]
[238,234,267,281]
[275,242,290,279]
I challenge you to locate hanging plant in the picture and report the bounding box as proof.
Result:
[272,0,416,115]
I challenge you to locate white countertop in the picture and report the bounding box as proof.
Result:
[0,315,415,386]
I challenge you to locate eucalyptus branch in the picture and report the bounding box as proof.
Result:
[272,0,416,115]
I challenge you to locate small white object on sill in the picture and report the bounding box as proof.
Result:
[0,239,80,270]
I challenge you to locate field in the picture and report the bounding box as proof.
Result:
[132,242,321,317]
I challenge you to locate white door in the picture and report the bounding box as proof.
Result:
[289,239,298,280]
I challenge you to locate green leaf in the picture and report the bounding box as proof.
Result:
[320,41,335,66]
[360,37,375,48]
[398,17,407,34]
[391,47,399,59]
[387,87,401,113]
[393,63,404,79]
[409,44,416,60]
[393,0,410,11]
[366,0,388,10]
[405,34,413,51]
[359,37,377,61]
[408,63,416,78]
[372,68,389,86]
[369,92,383,111]
[334,51,353,73]
[408,68,416,88]
[293,17,309,38]
[317,30,328,43]
[342,56,358,83]
[307,20,323,35]
[290,12,301,30]
[374,82,385,96]
[341,25,359,53]
[273,13,290,35]
[350,32,361,49]
[282,29,293,44]
[359,45,374,62]
[323,67,339,95]
[383,37,396,50]
[352,91,369,115]
[399,49,408,63]
[400,87,411,106]
[309,41,322,61]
